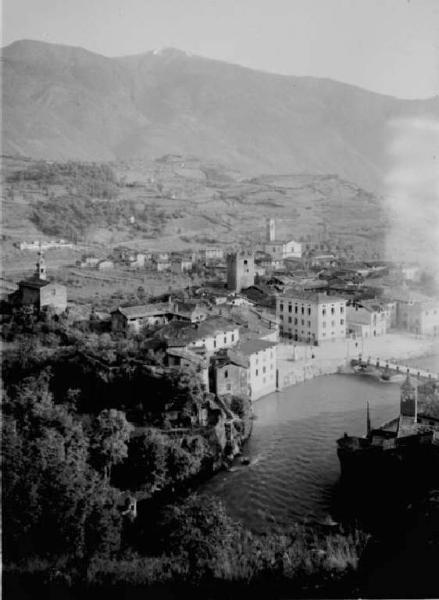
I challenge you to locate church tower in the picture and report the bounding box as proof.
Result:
[35,246,47,281]
[400,371,417,418]
[266,218,275,242]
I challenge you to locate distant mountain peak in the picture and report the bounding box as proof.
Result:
[151,47,193,58]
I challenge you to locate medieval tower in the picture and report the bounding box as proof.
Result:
[227,251,255,292]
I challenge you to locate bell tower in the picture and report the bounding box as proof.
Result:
[35,245,47,281]
[266,218,275,242]
[400,371,416,418]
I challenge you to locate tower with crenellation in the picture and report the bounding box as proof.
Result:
[227,251,255,292]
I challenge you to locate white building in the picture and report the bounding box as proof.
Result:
[396,299,439,336]
[263,218,301,260]
[276,290,346,344]
[236,339,277,400]
[346,302,387,338]
[264,239,302,260]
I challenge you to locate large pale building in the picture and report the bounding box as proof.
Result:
[276,290,346,344]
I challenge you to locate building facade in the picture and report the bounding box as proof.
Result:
[396,299,439,336]
[276,290,346,344]
[237,339,277,400]
[346,302,387,338]
[264,239,302,260]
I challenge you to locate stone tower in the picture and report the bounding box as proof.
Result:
[266,218,275,242]
[400,372,416,417]
[35,247,47,281]
[227,251,255,292]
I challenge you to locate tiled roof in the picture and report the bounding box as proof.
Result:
[154,317,238,344]
[166,347,207,366]
[235,338,277,356]
[18,277,57,289]
[280,289,346,304]
[114,304,170,319]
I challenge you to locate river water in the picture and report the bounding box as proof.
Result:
[201,371,432,532]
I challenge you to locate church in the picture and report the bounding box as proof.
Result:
[12,249,67,314]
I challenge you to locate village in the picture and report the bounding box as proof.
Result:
[3,216,439,407]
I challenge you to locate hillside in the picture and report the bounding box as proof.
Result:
[3,40,438,192]
[2,155,386,258]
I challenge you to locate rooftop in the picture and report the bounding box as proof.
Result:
[113,303,170,319]
[235,338,277,356]
[18,276,57,289]
[280,289,346,304]
[154,316,239,345]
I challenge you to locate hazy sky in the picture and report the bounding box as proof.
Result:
[2,0,439,99]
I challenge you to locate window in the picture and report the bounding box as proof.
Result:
[224,336,227,344]
[308,307,311,315]
[224,369,228,378]
[280,315,284,321]
[322,308,326,316]
[280,303,284,311]
[244,259,248,266]
[288,316,292,323]
[340,319,344,325]
[232,334,235,341]
[226,383,231,391]
[331,307,335,315]
[301,306,304,315]
[295,305,298,314]
[294,317,298,325]
[214,340,217,348]
[256,369,259,376]
[340,306,344,314]
[288,305,292,313]
[307,321,311,328]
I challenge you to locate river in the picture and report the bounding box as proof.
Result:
[200,368,437,532]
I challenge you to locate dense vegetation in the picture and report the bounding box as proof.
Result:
[7,161,119,198]
[1,309,370,597]
[6,160,170,241]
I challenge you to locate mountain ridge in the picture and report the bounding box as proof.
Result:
[3,39,438,191]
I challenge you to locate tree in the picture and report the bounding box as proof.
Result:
[123,428,168,494]
[90,409,133,481]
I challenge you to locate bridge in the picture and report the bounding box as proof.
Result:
[356,355,439,381]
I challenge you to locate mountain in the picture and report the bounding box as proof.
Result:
[2,40,438,191]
